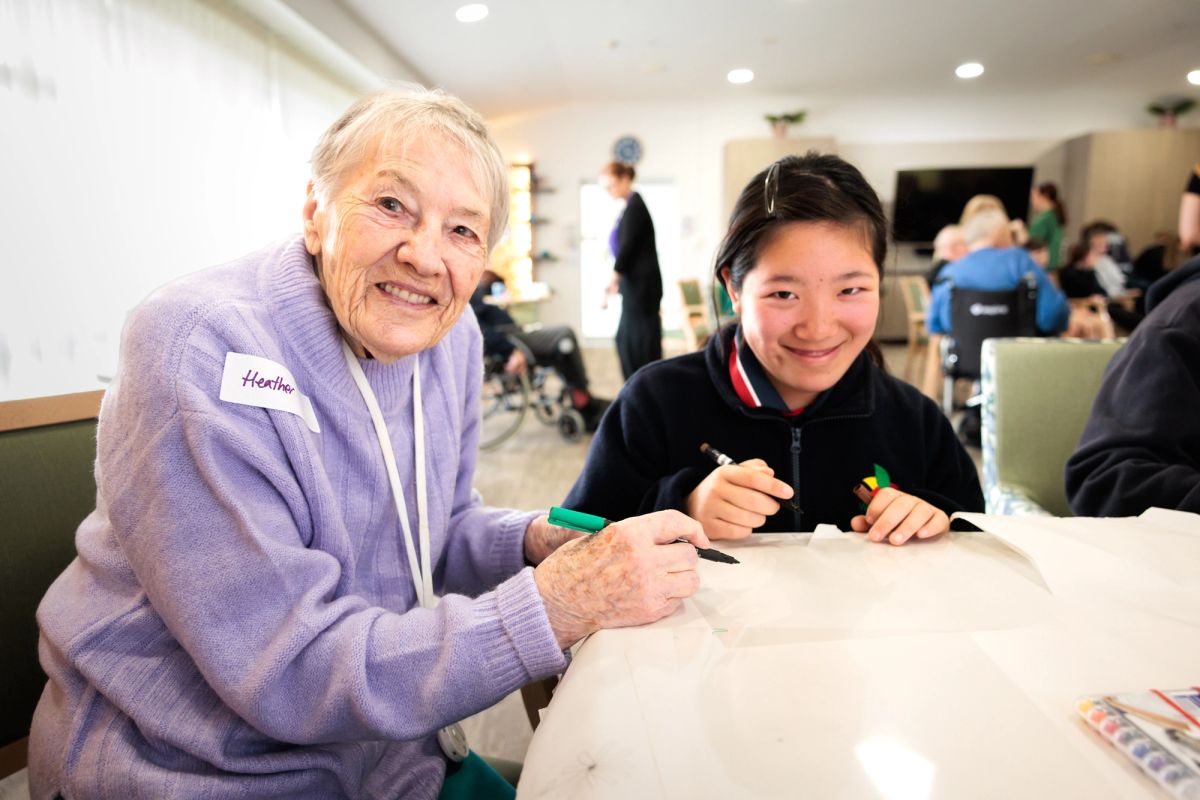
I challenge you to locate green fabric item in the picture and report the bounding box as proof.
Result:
[982,338,1124,516]
[715,283,734,317]
[438,752,517,800]
[1028,210,1064,270]
[0,420,96,746]
[873,463,892,488]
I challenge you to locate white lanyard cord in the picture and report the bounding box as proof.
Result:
[341,340,435,609]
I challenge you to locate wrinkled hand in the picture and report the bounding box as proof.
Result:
[533,510,709,649]
[686,458,794,540]
[849,487,949,545]
[504,348,528,375]
[523,515,586,565]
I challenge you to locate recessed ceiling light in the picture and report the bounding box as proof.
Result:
[955,62,984,79]
[1189,69,1200,86]
[455,4,488,23]
[727,68,754,84]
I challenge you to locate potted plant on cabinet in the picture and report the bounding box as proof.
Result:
[764,110,806,138]
[1147,97,1196,129]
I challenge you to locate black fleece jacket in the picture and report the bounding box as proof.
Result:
[1066,256,1200,516]
[564,327,983,531]
[613,192,663,315]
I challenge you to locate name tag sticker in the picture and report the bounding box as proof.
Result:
[219,352,320,433]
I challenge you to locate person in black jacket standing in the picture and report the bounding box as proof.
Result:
[1065,254,1200,516]
[600,161,664,380]
[566,153,982,544]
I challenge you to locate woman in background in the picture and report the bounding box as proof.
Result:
[600,161,664,380]
[1028,182,1067,270]
[1059,230,1142,332]
[958,193,1005,226]
[959,193,1029,247]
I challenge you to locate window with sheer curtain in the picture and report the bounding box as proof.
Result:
[0,0,355,400]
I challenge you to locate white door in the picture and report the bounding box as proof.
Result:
[579,181,681,340]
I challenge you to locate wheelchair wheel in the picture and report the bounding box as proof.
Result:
[479,368,530,450]
[557,408,585,443]
[531,370,565,425]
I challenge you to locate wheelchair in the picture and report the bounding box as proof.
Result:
[478,335,587,450]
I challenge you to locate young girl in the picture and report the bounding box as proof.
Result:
[564,153,983,545]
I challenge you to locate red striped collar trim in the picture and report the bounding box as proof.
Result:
[728,329,805,417]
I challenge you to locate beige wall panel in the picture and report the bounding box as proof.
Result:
[723,138,837,222]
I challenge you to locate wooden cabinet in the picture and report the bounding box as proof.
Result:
[723,137,837,221]
[1057,129,1200,254]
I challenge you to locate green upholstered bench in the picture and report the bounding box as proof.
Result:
[0,390,103,786]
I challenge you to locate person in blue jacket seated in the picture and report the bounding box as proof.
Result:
[1065,253,1200,516]
[470,270,609,430]
[926,207,1070,337]
[563,152,983,544]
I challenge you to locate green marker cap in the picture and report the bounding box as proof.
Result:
[548,506,610,534]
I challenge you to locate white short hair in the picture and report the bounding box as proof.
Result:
[310,85,509,249]
[932,224,965,257]
[962,208,1009,246]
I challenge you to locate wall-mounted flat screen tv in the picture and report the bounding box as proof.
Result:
[892,166,1034,243]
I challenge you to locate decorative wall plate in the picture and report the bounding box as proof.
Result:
[612,135,642,165]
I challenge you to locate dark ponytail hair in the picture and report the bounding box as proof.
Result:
[713,151,889,369]
[602,161,636,182]
[1037,181,1067,226]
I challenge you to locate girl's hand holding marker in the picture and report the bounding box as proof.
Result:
[696,444,949,545]
[689,443,800,541]
[849,465,950,546]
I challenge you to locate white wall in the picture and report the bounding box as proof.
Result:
[5,0,1190,396]
[0,0,356,400]
[489,89,1185,335]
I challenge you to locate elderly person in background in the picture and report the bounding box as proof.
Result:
[927,223,968,286]
[959,192,1029,246]
[29,88,708,800]
[958,193,1006,227]
[926,208,1069,337]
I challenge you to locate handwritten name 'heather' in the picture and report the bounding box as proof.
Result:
[241,370,295,394]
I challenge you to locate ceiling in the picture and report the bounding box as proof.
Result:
[333,0,1200,119]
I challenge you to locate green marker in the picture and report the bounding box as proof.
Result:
[548,506,610,534]
[547,506,739,564]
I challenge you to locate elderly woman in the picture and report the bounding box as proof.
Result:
[29,89,707,799]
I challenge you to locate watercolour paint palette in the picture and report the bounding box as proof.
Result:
[1077,688,1200,799]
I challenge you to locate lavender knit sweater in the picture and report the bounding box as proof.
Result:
[29,237,566,799]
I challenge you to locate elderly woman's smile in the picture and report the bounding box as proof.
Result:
[303,132,490,363]
[378,282,437,304]
[31,87,720,798]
